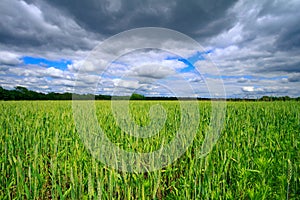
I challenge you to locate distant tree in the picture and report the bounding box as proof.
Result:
[0,86,4,100]
[260,96,270,101]
[95,94,111,100]
[0,86,299,101]
[15,86,28,93]
[130,93,145,100]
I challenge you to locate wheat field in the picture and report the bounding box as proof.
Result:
[0,101,299,199]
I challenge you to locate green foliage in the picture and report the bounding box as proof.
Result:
[0,101,299,199]
[1,86,300,101]
[130,93,145,100]
[260,95,292,101]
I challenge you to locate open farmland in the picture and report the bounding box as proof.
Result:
[0,101,299,199]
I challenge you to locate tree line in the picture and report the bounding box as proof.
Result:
[0,86,108,100]
[0,86,300,101]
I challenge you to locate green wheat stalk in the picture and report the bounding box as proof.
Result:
[287,159,292,200]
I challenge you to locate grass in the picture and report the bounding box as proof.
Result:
[0,100,299,199]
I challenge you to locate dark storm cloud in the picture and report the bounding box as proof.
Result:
[0,0,239,60]
[288,74,300,82]
[276,26,300,51]
[209,0,300,77]
[1,0,300,96]
[270,62,300,73]
[257,0,300,52]
[234,0,300,53]
[0,0,98,51]
[43,0,238,39]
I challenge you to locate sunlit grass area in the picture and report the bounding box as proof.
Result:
[0,101,299,199]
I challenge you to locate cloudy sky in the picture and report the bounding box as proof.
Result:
[0,0,300,98]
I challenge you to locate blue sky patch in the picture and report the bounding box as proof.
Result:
[186,51,206,64]
[178,58,195,73]
[166,51,211,73]
[22,56,72,70]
